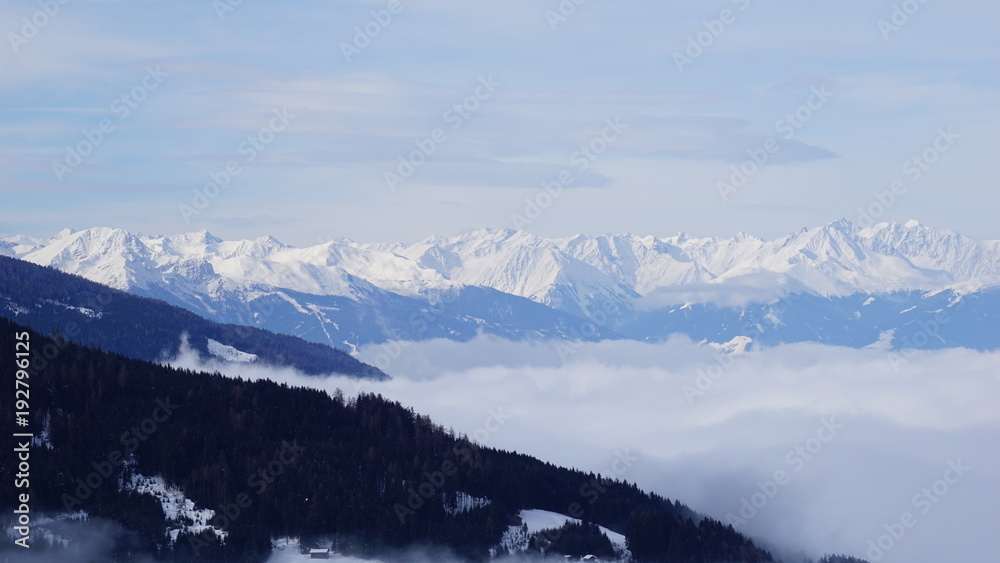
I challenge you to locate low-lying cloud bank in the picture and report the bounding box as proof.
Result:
[168,336,1000,563]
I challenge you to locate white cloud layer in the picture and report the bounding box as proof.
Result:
[169,336,1000,562]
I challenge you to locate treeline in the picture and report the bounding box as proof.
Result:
[0,256,385,378]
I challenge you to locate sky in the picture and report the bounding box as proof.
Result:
[1,0,998,246]
[164,336,1000,563]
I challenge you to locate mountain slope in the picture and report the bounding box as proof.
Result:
[5,227,611,349]
[0,256,386,378]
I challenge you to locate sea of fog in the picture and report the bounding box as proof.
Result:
[167,335,1000,563]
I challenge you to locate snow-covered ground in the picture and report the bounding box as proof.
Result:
[497,509,630,561]
[268,538,382,562]
[122,474,225,543]
[863,328,896,350]
[270,529,628,562]
[207,338,259,363]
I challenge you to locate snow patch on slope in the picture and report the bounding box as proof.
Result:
[122,474,226,543]
[496,509,631,561]
[2,297,29,316]
[708,335,752,354]
[268,538,382,562]
[865,329,896,351]
[207,338,259,363]
[33,411,54,450]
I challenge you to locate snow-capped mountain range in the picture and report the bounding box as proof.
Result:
[3,220,998,352]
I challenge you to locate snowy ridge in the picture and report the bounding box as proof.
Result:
[4,221,998,351]
[8,221,998,313]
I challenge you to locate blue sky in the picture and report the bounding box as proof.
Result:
[1,0,997,245]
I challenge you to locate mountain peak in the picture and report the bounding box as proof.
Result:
[825,218,858,231]
[256,234,284,246]
[164,229,224,248]
[194,229,223,245]
[464,227,517,240]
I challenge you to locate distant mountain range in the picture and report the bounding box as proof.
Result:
[4,220,998,351]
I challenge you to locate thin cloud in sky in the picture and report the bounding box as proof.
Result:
[2,0,997,241]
